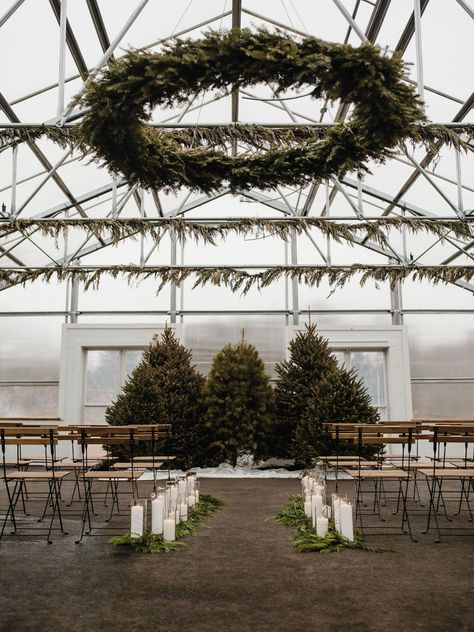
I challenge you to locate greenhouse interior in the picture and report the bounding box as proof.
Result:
[0,1,473,631]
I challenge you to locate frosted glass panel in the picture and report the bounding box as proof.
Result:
[350,351,385,407]
[125,350,143,376]
[85,350,119,405]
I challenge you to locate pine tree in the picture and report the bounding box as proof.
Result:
[294,367,380,466]
[271,324,338,458]
[105,328,207,469]
[203,339,274,466]
[271,324,379,461]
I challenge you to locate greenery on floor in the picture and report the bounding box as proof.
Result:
[273,494,388,554]
[110,494,224,554]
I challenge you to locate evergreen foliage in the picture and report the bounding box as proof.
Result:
[272,324,338,458]
[203,338,274,466]
[294,368,379,465]
[272,324,379,462]
[105,328,207,468]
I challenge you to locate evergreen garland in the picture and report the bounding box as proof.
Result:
[1,263,473,292]
[110,494,224,553]
[203,339,274,466]
[2,216,473,248]
[76,28,429,193]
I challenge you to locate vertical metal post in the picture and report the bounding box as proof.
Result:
[179,240,185,324]
[414,0,425,107]
[139,188,145,265]
[290,229,299,326]
[325,181,331,263]
[10,145,17,215]
[70,263,79,324]
[284,240,289,326]
[231,0,242,156]
[390,258,404,325]
[170,230,177,324]
[455,149,464,213]
[57,0,67,117]
[111,176,118,217]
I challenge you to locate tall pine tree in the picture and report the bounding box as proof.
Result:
[105,328,207,469]
[271,324,379,461]
[203,339,274,466]
[271,324,338,458]
[294,367,379,465]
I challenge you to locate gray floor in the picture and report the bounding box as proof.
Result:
[0,476,473,632]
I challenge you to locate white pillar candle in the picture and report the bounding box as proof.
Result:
[188,492,196,508]
[195,489,200,503]
[180,502,188,521]
[311,494,324,527]
[304,499,312,518]
[316,516,329,538]
[163,516,176,542]
[130,504,144,537]
[332,495,342,533]
[170,485,178,502]
[339,502,354,541]
[151,496,164,535]
[175,504,181,524]
[178,479,186,499]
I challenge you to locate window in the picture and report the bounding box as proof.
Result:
[84,348,143,423]
[332,349,387,417]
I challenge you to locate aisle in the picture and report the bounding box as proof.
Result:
[0,478,472,632]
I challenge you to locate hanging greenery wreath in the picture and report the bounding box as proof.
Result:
[77,28,428,193]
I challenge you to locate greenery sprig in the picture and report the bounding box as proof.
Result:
[77,28,429,193]
[1,264,472,293]
[110,493,224,554]
[1,216,473,249]
[273,494,388,553]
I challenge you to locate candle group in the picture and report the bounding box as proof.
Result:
[301,472,353,541]
[130,472,200,542]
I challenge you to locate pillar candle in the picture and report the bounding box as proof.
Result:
[304,499,312,518]
[188,493,196,508]
[332,495,342,533]
[180,502,188,521]
[195,489,200,503]
[170,485,178,502]
[316,516,329,538]
[311,494,323,527]
[130,504,144,537]
[151,496,164,535]
[163,516,176,542]
[175,503,181,524]
[178,479,186,500]
[339,502,354,541]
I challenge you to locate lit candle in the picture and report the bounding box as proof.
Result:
[339,501,354,541]
[316,516,329,537]
[130,504,144,537]
[163,515,176,541]
[151,495,164,535]
[311,493,323,527]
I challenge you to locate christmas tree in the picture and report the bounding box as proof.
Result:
[271,324,379,461]
[203,338,274,466]
[294,367,380,465]
[271,324,338,458]
[105,328,207,469]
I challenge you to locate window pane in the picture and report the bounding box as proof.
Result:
[125,349,143,377]
[350,351,386,407]
[85,350,119,405]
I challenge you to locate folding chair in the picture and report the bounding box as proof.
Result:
[0,427,70,543]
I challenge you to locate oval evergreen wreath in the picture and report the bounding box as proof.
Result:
[79,29,425,193]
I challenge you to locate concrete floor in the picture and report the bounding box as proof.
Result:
[0,476,473,632]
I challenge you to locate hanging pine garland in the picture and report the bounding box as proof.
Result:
[76,28,430,193]
[1,217,473,249]
[1,264,472,293]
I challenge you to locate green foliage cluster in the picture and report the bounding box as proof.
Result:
[271,324,378,464]
[273,494,387,553]
[105,328,207,469]
[78,29,426,193]
[110,494,224,553]
[203,339,274,466]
